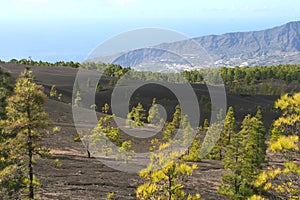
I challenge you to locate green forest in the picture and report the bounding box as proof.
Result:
[2,58,300,95]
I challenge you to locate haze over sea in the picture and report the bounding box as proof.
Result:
[1,0,300,62]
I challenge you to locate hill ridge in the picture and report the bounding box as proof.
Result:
[95,21,300,71]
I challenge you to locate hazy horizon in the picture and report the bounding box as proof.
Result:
[1,0,300,62]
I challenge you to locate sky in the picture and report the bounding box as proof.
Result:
[1,0,300,62]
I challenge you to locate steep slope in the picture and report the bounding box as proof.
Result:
[195,21,300,65]
[96,21,300,71]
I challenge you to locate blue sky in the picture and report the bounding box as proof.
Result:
[1,0,300,62]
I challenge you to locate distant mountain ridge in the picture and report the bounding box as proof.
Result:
[95,21,300,72]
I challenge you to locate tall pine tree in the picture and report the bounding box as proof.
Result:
[209,107,236,160]
[0,69,49,199]
[219,109,266,200]
[126,103,146,128]
[147,98,162,125]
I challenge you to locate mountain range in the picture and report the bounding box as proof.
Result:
[94,21,300,72]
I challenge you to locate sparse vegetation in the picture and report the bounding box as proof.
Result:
[53,159,62,168]
[0,62,299,199]
[107,191,115,199]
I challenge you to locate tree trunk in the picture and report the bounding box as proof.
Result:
[234,178,237,195]
[87,143,91,158]
[87,150,91,158]
[168,173,172,200]
[27,106,34,199]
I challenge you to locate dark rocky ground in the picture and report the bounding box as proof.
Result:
[35,99,226,200]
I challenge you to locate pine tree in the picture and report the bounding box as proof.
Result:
[163,122,176,141]
[203,118,209,131]
[118,140,135,163]
[219,111,267,200]
[201,119,223,160]
[102,103,110,114]
[182,128,201,162]
[74,90,82,107]
[271,93,300,142]
[0,68,19,199]
[0,69,49,199]
[240,114,266,186]
[200,109,225,160]
[161,105,185,142]
[50,85,57,98]
[222,107,236,146]
[216,107,236,160]
[172,104,182,128]
[219,115,252,199]
[208,108,235,160]
[181,115,195,151]
[49,84,62,101]
[134,103,146,127]
[0,67,12,119]
[242,109,266,173]
[147,98,162,125]
[251,93,300,199]
[125,107,135,128]
[89,115,123,157]
[126,103,146,128]
[136,142,201,200]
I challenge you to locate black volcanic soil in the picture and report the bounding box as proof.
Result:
[1,63,281,127]
[0,63,286,199]
[35,99,226,200]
